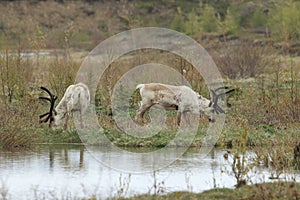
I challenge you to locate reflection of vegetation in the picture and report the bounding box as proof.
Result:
[253,137,295,179]
[116,174,131,198]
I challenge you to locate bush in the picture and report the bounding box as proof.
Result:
[48,58,80,99]
[199,4,219,33]
[0,50,33,103]
[0,97,39,149]
[170,7,186,33]
[218,9,239,35]
[213,40,272,79]
[268,1,300,41]
[251,9,268,28]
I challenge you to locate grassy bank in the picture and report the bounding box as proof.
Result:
[1,180,298,199]
[0,47,299,150]
[114,182,300,200]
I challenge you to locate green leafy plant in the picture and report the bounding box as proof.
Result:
[222,118,253,188]
[268,1,300,42]
[0,49,32,104]
[199,4,220,33]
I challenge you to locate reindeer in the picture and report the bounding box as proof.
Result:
[135,83,234,125]
[39,83,90,128]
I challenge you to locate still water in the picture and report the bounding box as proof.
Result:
[0,144,298,199]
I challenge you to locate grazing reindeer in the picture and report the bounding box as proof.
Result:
[135,83,234,125]
[39,83,90,128]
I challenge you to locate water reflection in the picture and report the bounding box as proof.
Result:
[47,145,84,170]
[0,145,298,199]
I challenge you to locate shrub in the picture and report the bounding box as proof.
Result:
[0,50,33,103]
[170,7,186,33]
[268,1,300,41]
[213,40,272,79]
[199,4,219,33]
[218,9,239,35]
[251,9,268,28]
[0,97,39,149]
[48,58,80,99]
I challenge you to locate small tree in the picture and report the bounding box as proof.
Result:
[213,41,271,79]
[170,7,186,33]
[29,25,46,67]
[0,49,30,104]
[48,58,79,99]
[63,21,75,61]
[218,9,239,35]
[185,9,201,36]
[251,9,268,28]
[199,4,219,33]
[268,1,300,41]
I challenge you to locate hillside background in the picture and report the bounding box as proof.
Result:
[1,0,300,52]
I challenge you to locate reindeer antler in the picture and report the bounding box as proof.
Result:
[39,86,57,127]
[210,86,235,114]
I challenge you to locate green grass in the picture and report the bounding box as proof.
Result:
[36,127,82,144]
[135,1,163,9]
[220,123,300,147]
[114,182,300,200]
[30,118,300,149]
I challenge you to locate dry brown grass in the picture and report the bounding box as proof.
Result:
[0,97,39,149]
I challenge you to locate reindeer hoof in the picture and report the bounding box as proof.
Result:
[209,118,216,123]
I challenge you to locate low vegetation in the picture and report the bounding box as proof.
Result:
[114,182,300,200]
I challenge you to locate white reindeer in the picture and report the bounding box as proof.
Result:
[135,83,234,125]
[39,83,90,128]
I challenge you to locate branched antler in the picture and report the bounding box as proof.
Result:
[39,86,57,127]
[210,86,235,114]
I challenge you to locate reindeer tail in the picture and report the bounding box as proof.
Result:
[136,84,144,90]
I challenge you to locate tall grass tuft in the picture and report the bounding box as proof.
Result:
[48,57,80,99]
[0,97,39,149]
[0,48,38,149]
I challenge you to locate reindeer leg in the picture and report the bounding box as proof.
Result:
[135,103,152,122]
[64,113,69,129]
[208,116,214,122]
[80,109,84,128]
[176,111,182,126]
[64,103,72,129]
[183,111,190,126]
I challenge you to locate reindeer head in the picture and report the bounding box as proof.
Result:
[39,87,57,127]
[209,86,235,114]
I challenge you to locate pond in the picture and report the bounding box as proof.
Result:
[0,144,298,199]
